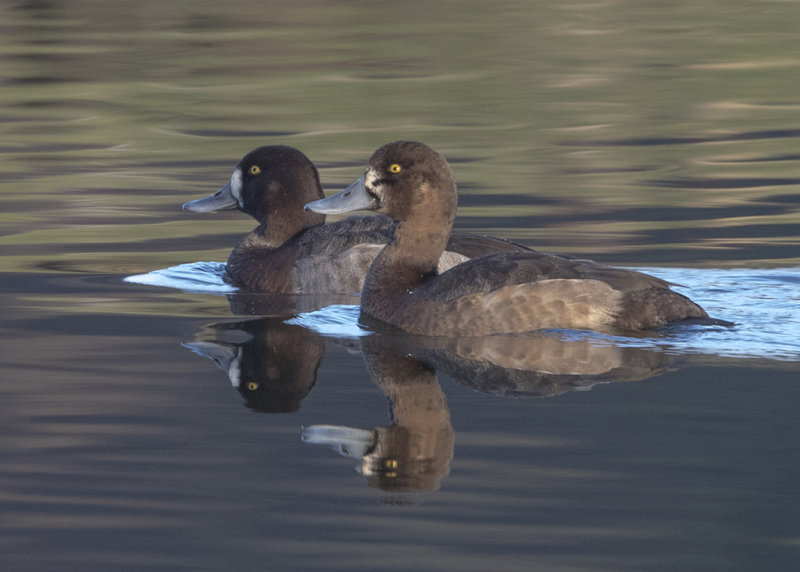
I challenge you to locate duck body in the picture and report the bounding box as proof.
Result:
[226,213,390,293]
[364,250,709,335]
[183,145,530,293]
[305,141,729,335]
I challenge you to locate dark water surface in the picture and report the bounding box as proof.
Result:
[2,1,799,571]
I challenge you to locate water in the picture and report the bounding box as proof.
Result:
[2,1,800,570]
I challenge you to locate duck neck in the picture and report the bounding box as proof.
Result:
[257,179,326,247]
[363,181,456,305]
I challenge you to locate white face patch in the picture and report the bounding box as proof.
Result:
[227,347,242,388]
[230,168,244,208]
[364,168,381,193]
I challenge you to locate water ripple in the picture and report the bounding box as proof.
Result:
[290,267,800,362]
[562,128,800,147]
[125,263,799,361]
[285,305,365,338]
[124,262,236,294]
[649,177,800,189]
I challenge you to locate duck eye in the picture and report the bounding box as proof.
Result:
[388,164,402,174]
[249,165,261,175]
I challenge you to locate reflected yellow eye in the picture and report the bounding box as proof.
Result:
[388,164,402,173]
[247,382,259,391]
[249,165,261,175]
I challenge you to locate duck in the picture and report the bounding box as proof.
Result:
[182,145,531,293]
[305,140,732,335]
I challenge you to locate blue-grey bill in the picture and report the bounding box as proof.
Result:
[301,424,375,458]
[304,174,377,214]
[182,181,239,213]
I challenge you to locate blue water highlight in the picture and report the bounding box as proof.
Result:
[125,262,799,360]
[124,261,237,294]
[292,267,800,362]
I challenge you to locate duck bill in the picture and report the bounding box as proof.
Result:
[183,181,239,213]
[304,174,377,214]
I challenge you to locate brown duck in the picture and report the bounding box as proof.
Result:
[305,141,732,335]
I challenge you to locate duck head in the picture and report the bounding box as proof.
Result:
[305,141,457,228]
[183,145,326,242]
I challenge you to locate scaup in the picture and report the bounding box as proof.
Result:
[183,145,531,293]
[305,141,731,334]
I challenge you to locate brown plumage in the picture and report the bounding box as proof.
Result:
[305,141,731,334]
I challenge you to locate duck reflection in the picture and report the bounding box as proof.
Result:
[183,317,324,413]
[304,334,454,493]
[303,330,676,493]
[225,291,360,317]
[402,333,675,397]
[184,314,676,492]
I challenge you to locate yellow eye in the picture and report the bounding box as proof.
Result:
[249,165,261,175]
[247,382,259,391]
[388,164,402,173]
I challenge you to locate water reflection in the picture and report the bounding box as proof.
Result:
[226,290,359,317]
[126,261,361,315]
[399,333,674,398]
[184,315,679,492]
[306,332,674,492]
[183,317,324,413]
[306,335,455,493]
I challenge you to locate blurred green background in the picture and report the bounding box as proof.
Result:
[2,0,799,275]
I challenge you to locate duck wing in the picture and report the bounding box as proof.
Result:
[408,251,709,331]
[418,251,672,302]
[445,233,532,257]
[291,215,396,258]
[295,217,534,259]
